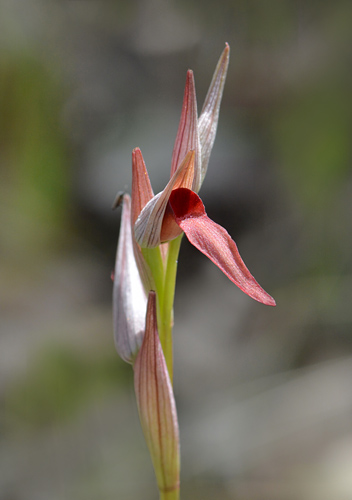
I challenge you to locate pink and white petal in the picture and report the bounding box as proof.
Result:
[133,291,180,494]
[170,70,201,192]
[198,44,230,186]
[135,150,195,248]
[113,194,147,363]
[169,188,276,306]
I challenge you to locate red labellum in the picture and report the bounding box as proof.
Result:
[169,188,276,306]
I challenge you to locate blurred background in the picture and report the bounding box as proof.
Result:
[1,1,352,499]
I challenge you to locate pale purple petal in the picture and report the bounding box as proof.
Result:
[113,194,147,363]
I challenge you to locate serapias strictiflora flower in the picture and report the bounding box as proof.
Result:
[134,42,231,247]
[134,44,276,306]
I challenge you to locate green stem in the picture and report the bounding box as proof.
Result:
[141,236,182,383]
[141,246,165,298]
[159,235,183,383]
[141,246,166,356]
[159,487,180,500]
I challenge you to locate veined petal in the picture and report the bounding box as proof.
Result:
[113,194,147,363]
[134,291,180,494]
[131,147,154,224]
[135,150,195,248]
[171,70,201,192]
[169,188,276,306]
[131,148,157,290]
[198,43,230,186]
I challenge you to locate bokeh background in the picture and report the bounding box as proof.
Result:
[1,1,352,499]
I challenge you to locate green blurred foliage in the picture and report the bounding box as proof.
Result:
[273,81,351,214]
[4,344,130,431]
[0,52,69,261]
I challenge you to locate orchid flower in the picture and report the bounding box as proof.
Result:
[134,44,276,307]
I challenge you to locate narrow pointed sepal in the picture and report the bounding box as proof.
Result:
[198,43,230,186]
[169,188,276,306]
[135,150,195,248]
[133,291,180,495]
[113,194,147,363]
[131,148,157,290]
[171,70,201,192]
[131,148,154,224]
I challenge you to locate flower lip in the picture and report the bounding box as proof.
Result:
[168,187,276,307]
[134,150,195,248]
[169,187,204,220]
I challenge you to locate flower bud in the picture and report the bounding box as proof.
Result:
[134,291,180,495]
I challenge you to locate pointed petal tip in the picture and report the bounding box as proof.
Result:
[258,293,276,307]
[184,70,196,95]
[218,43,230,64]
[268,296,276,306]
[149,289,157,302]
[111,191,125,210]
[132,146,142,157]
[197,44,230,186]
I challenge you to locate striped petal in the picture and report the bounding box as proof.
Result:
[198,43,230,186]
[133,291,180,495]
[135,150,195,248]
[131,147,154,224]
[131,148,157,290]
[168,188,276,306]
[113,194,147,363]
[170,70,201,192]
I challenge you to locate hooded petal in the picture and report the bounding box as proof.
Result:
[134,291,180,494]
[170,70,201,192]
[168,188,276,306]
[198,43,230,186]
[113,194,147,363]
[135,150,195,248]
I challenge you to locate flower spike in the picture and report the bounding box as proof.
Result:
[134,291,180,495]
[198,43,230,186]
[168,188,276,306]
[113,194,147,363]
[113,42,275,500]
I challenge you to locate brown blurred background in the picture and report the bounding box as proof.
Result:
[1,1,352,499]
